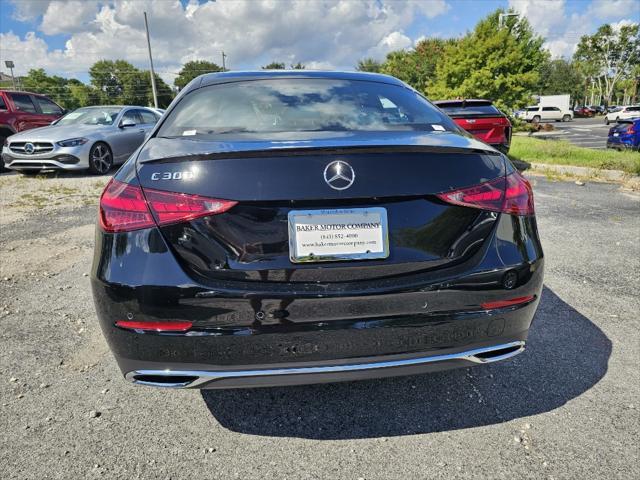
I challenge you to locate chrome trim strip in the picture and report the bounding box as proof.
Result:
[125,341,525,388]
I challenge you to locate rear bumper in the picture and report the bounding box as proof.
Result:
[125,341,526,388]
[606,140,638,151]
[91,213,544,388]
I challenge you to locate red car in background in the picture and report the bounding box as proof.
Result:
[0,90,65,171]
[433,99,512,153]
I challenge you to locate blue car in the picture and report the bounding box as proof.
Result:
[607,118,640,151]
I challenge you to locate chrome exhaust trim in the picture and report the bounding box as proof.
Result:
[125,341,525,388]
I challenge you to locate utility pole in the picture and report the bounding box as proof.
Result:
[4,61,16,90]
[144,11,158,108]
[221,51,227,71]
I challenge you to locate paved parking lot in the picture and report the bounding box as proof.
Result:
[533,116,611,150]
[0,171,638,479]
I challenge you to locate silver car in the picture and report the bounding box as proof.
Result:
[1,106,160,175]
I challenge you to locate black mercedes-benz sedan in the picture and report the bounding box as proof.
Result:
[91,71,543,389]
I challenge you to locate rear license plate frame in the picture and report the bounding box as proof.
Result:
[288,207,389,263]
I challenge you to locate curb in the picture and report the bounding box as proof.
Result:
[524,162,640,190]
[513,131,566,137]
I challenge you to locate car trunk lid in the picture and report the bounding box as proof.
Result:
[135,132,505,283]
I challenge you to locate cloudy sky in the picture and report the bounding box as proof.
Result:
[0,0,637,85]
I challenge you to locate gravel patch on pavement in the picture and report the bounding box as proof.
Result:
[0,171,638,480]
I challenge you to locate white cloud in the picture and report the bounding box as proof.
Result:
[508,0,566,38]
[304,61,337,70]
[40,1,101,35]
[367,31,413,58]
[10,0,55,21]
[509,0,639,58]
[610,18,639,32]
[1,0,452,84]
[588,0,639,19]
[412,0,451,19]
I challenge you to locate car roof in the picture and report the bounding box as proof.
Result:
[194,70,406,89]
[433,99,493,104]
[0,89,53,97]
[72,105,150,109]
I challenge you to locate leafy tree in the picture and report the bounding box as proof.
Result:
[536,58,584,103]
[574,23,640,105]
[430,9,548,111]
[67,80,102,108]
[262,62,286,69]
[89,60,130,102]
[381,38,455,95]
[22,68,69,107]
[174,60,223,90]
[22,68,104,110]
[149,72,174,108]
[89,60,174,106]
[356,58,382,73]
[290,62,305,69]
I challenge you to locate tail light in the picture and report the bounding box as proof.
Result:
[626,125,636,134]
[481,295,534,310]
[437,172,534,215]
[99,179,237,232]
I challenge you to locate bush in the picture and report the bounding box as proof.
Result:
[510,118,554,133]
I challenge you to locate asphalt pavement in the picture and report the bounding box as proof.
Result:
[532,116,611,150]
[0,173,639,479]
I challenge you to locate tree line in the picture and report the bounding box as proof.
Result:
[357,11,639,111]
[13,9,640,112]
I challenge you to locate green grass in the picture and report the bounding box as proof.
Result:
[509,136,640,176]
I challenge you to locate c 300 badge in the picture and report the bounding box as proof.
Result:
[150,170,196,181]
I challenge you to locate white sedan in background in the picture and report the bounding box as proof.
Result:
[1,106,160,175]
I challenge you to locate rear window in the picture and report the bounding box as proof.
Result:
[157,78,457,138]
[435,101,501,116]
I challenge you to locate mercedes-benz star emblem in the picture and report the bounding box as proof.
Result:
[24,143,35,154]
[323,161,355,191]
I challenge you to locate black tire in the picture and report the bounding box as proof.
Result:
[562,115,572,122]
[532,115,541,124]
[88,142,113,175]
[605,118,610,125]
[19,170,41,176]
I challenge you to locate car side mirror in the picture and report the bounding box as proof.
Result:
[120,119,136,128]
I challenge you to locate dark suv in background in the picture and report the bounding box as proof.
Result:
[0,90,65,171]
[434,99,512,153]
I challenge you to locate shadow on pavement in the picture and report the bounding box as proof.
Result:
[201,286,610,439]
